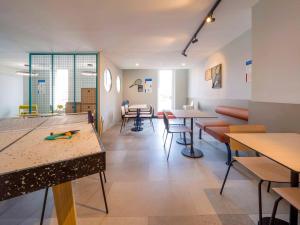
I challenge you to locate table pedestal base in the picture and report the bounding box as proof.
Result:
[258,217,288,225]
[131,127,143,132]
[181,147,203,158]
[176,137,191,145]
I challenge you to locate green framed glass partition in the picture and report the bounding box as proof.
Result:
[29,52,99,130]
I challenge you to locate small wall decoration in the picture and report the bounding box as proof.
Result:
[245,59,252,83]
[129,79,142,88]
[144,78,152,93]
[211,64,222,89]
[205,69,212,81]
[138,85,144,92]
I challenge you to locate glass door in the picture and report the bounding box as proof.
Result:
[158,70,174,111]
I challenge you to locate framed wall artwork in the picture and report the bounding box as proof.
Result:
[211,64,222,89]
[205,68,212,81]
[138,85,144,92]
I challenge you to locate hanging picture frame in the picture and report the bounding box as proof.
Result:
[205,68,212,81]
[211,64,222,89]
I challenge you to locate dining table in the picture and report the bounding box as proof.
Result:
[172,110,217,158]
[129,104,149,132]
[226,133,300,225]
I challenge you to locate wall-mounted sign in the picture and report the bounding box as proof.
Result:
[144,78,152,93]
[245,59,252,83]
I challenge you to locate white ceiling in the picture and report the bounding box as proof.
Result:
[0,0,257,73]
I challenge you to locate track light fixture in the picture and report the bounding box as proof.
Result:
[206,15,215,23]
[181,0,222,57]
[192,37,198,44]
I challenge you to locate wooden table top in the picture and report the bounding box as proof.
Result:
[226,133,300,172]
[129,104,148,109]
[172,110,217,119]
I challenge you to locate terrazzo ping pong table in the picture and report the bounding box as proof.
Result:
[0,114,107,225]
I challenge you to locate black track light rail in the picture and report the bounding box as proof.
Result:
[181,0,223,57]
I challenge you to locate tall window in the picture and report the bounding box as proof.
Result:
[158,70,174,111]
[54,69,68,111]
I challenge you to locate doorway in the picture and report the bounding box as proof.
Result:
[158,70,174,112]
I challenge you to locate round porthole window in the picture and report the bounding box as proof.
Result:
[104,69,112,92]
[116,76,121,93]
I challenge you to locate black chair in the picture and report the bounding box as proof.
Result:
[163,112,192,160]
[140,106,155,132]
[120,106,137,133]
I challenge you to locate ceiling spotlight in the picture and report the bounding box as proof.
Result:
[206,15,215,23]
[81,71,97,76]
[135,63,139,67]
[181,63,186,67]
[192,37,198,44]
[16,71,38,76]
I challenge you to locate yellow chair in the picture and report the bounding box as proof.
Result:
[19,104,38,116]
[220,125,290,225]
[229,124,266,154]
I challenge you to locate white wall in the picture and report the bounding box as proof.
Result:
[99,52,123,131]
[252,0,300,104]
[123,69,158,110]
[123,69,188,111]
[0,74,23,118]
[174,69,188,109]
[188,30,251,101]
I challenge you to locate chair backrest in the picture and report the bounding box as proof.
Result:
[121,106,126,116]
[122,100,129,106]
[163,112,169,131]
[229,125,266,151]
[124,104,129,113]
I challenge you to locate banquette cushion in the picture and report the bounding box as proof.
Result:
[215,106,249,121]
[204,126,230,143]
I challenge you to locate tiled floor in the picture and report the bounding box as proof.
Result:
[0,119,294,225]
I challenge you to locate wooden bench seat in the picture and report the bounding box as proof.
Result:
[235,157,290,182]
[273,188,300,210]
[196,120,229,129]
[205,126,229,143]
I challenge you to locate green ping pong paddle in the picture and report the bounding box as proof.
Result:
[45,130,80,140]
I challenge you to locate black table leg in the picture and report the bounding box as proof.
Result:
[181,117,203,158]
[290,171,299,225]
[131,108,143,132]
[176,118,191,145]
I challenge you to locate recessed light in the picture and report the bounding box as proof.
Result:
[181,63,186,67]
[135,63,139,67]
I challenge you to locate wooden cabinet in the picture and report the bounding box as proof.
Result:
[81,88,96,104]
[81,103,96,113]
[65,102,81,113]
